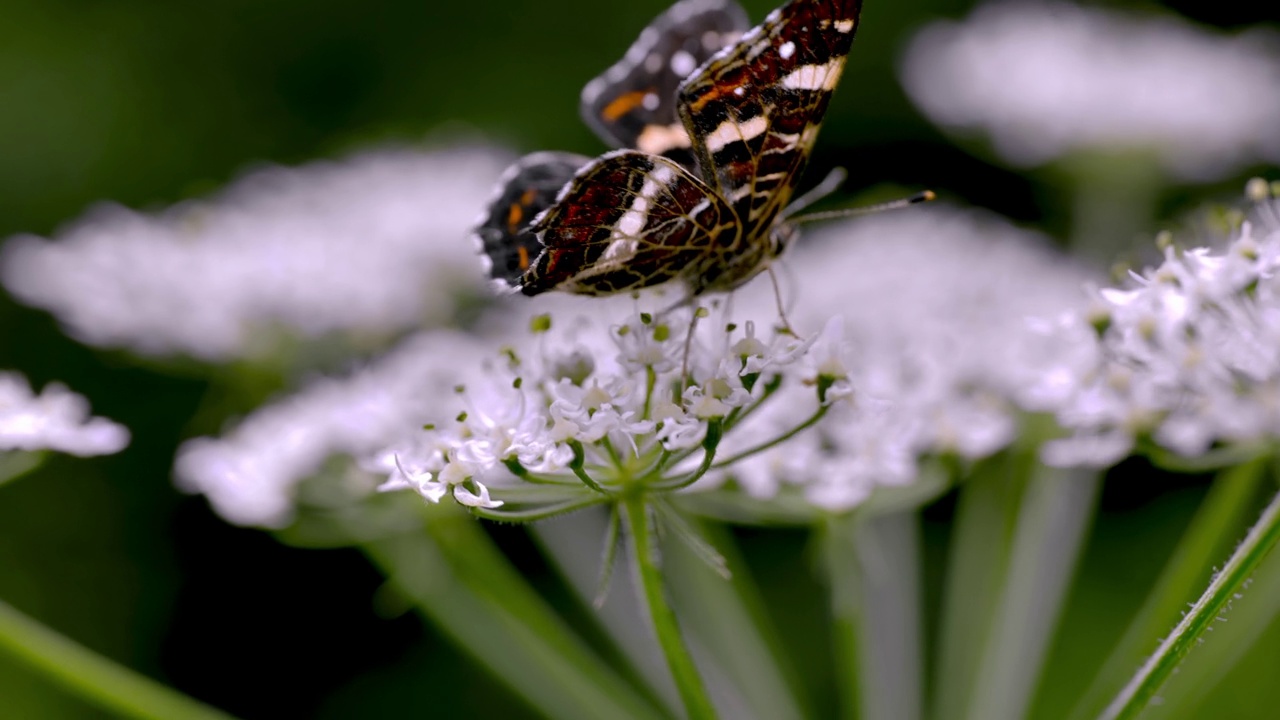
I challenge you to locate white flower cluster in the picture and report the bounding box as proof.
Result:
[374,205,1099,514]
[702,206,1098,508]
[177,204,1103,525]
[372,303,819,511]
[1040,186,1280,468]
[0,372,129,457]
[900,1,1280,179]
[1,144,511,360]
[174,330,490,527]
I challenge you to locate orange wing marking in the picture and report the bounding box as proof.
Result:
[602,90,652,121]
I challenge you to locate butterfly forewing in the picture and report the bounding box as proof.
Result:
[678,0,862,235]
[473,152,592,286]
[580,0,751,167]
[523,150,740,296]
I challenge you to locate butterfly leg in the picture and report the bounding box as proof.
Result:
[655,290,695,320]
[646,291,701,400]
[678,303,706,401]
[767,265,799,338]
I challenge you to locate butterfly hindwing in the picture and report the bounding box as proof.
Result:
[474,152,591,286]
[580,0,751,167]
[522,150,740,296]
[678,0,862,234]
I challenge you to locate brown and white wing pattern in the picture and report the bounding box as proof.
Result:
[475,0,864,299]
[580,0,750,167]
[473,152,590,287]
[521,150,740,296]
[678,0,862,235]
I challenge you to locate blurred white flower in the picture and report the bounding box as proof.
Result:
[0,372,129,456]
[1041,188,1280,467]
[174,330,490,527]
[900,1,1280,180]
[1,144,511,360]
[709,205,1099,508]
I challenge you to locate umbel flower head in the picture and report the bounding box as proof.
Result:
[1040,181,1280,468]
[370,303,818,514]
[1,144,511,360]
[0,372,129,457]
[175,205,1099,528]
[900,0,1280,180]
[373,205,1099,518]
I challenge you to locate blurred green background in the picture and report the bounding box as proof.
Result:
[1,0,1278,717]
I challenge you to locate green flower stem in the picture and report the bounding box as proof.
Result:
[481,484,596,505]
[966,465,1100,720]
[1100,485,1280,720]
[624,495,718,720]
[1141,441,1272,474]
[932,451,1035,720]
[568,440,609,494]
[827,510,924,720]
[531,509,681,711]
[1059,149,1163,265]
[0,451,46,486]
[1066,458,1267,720]
[362,509,664,720]
[643,366,657,421]
[665,520,808,720]
[471,495,607,522]
[0,598,236,720]
[711,406,826,469]
[501,458,580,485]
[655,418,722,491]
[1147,529,1280,718]
[721,375,782,432]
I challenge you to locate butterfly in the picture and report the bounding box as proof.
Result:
[474,0,863,299]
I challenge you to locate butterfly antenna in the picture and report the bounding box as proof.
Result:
[790,190,937,225]
[783,166,849,218]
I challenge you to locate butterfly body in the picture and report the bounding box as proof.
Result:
[474,0,863,298]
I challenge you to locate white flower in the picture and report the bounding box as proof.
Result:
[1,144,512,360]
[1040,188,1280,466]
[378,454,449,503]
[371,298,845,513]
[174,330,490,527]
[900,1,1280,180]
[703,204,1098,509]
[0,372,129,457]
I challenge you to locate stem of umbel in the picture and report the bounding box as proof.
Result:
[374,308,844,719]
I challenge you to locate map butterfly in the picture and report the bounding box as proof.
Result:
[474,0,863,298]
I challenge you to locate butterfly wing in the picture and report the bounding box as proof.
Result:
[580,0,751,167]
[678,0,862,234]
[522,150,740,296]
[473,152,591,287]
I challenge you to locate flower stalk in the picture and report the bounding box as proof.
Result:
[1101,482,1280,720]
[362,508,665,720]
[827,510,925,720]
[624,496,718,720]
[1066,457,1268,720]
[965,465,1100,720]
[0,599,235,720]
